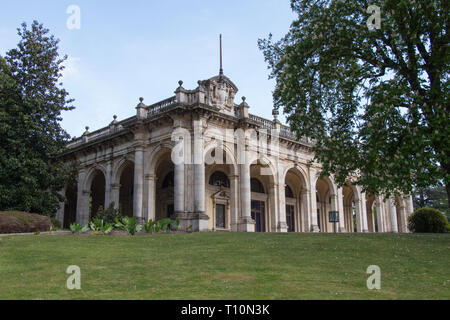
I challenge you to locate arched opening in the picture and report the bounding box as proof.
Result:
[205,147,236,231]
[89,170,106,219]
[250,177,266,232]
[366,195,377,232]
[209,171,230,188]
[208,171,231,229]
[154,150,174,221]
[119,162,134,217]
[250,159,275,233]
[342,183,358,232]
[316,177,334,232]
[284,167,308,232]
[63,180,77,229]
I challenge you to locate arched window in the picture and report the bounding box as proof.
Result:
[209,171,230,188]
[251,178,265,193]
[162,171,174,188]
[285,185,294,198]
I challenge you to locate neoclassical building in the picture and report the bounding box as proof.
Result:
[57,70,414,233]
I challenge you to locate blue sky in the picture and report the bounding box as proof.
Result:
[0,0,296,137]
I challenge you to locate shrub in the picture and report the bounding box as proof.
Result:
[408,207,449,233]
[157,218,172,233]
[170,217,180,231]
[50,218,61,229]
[115,217,142,235]
[69,223,89,234]
[88,218,113,235]
[95,203,122,224]
[143,219,156,233]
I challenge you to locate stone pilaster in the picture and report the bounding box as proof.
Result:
[360,190,369,232]
[277,178,288,232]
[104,161,113,208]
[76,169,90,225]
[337,187,346,232]
[174,162,185,215]
[309,169,320,232]
[389,197,398,233]
[145,174,156,222]
[238,163,254,232]
[133,144,144,224]
[229,175,239,232]
[193,120,208,231]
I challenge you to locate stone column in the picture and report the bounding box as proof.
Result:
[406,195,414,216]
[145,174,156,222]
[309,169,319,232]
[230,175,239,232]
[111,183,120,209]
[301,189,311,232]
[238,163,254,232]
[360,191,369,232]
[193,120,208,230]
[398,199,408,233]
[337,187,346,232]
[404,195,414,232]
[174,162,185,215]
[389,197,398,232]
[276,179,287,232]
[133,144,144,224]
[76,169,90,225]
[375,197,385,232]
[104,161,113,208]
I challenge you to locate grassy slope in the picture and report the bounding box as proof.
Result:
[0,232,448,300]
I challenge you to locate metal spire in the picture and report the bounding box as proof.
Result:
[219,34,223,78]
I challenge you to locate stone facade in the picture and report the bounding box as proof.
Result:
[56,73,413,233]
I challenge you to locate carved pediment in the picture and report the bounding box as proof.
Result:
[198,75,238,112]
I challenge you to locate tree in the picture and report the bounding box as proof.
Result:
[0,21,74,216]
[259,0,449,206]
[413,185,449,219]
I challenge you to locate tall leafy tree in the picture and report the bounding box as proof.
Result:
[414,185,449,218]
[0,21,74,216]
[259,0,449,205]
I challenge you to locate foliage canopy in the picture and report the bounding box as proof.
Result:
[259,0,449,204]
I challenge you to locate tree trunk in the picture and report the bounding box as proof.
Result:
[419,189,425,208]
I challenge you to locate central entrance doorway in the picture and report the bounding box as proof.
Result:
[286,204,295,232]
[251,200,265,232]
[215,204,226,229]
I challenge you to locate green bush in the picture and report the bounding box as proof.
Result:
[88,218,113,235]
[50,218,61,229]
[408,207,449,233]
[143,219,156,233]
[114,217,142,235]
[69,223,89,234]
[95,203,122,224]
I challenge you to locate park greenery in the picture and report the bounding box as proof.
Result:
[0,21,73,217]
[69,210,181,236]
[259,0,449,206]
[0,232,449,299]
[408,207,450,233]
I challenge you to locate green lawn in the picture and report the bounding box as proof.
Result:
[0,232,449,299]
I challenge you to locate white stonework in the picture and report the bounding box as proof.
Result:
[59,73,413,232]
